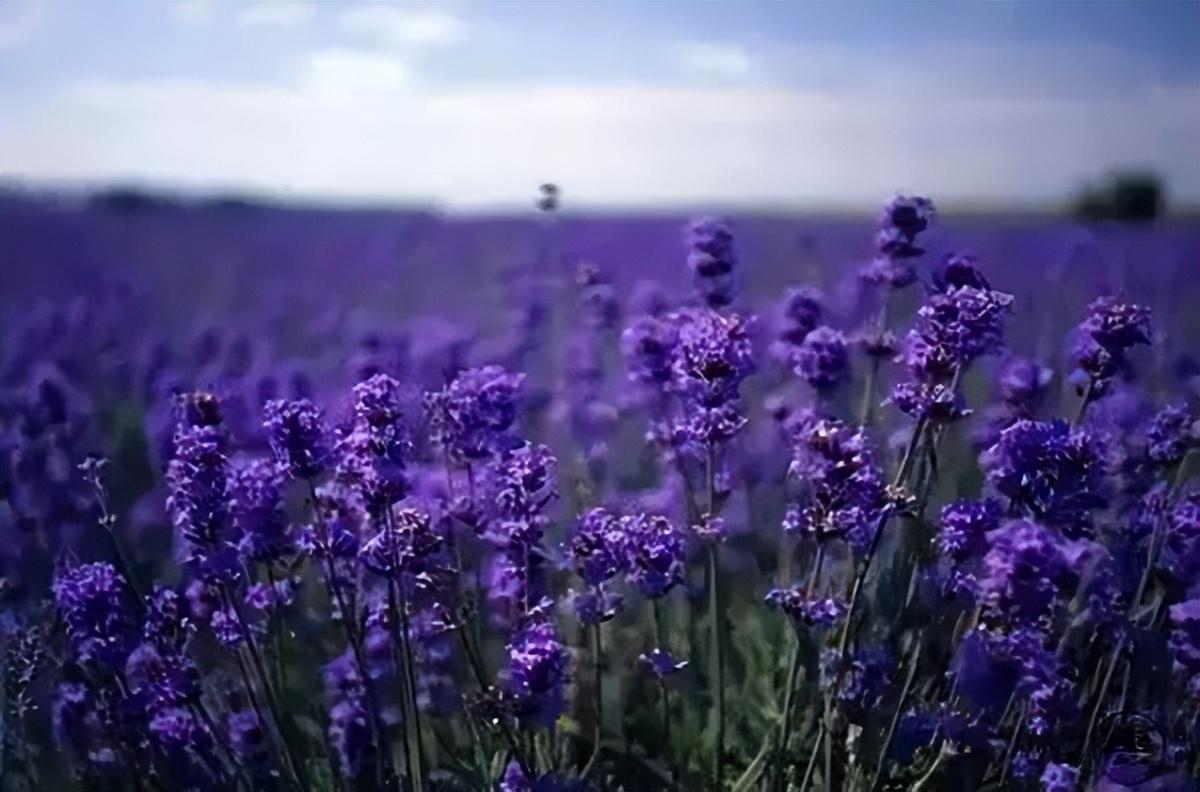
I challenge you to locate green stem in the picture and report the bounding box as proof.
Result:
[773,629,804,792]
[708,543,725,790]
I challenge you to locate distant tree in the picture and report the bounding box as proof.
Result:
[1072,171,1165,222]
[88,186,180,214]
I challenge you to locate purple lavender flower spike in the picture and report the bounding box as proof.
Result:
[685,216,738,308]
[230,458,294,563]
[228,709,269,766]
[980,419,1108,536]
[1146,403,1198,468]
[569,507,627,586]
[168,397,240,582]
[639,648,688,680]
[1168,598,1200,692]
[1071,295,1153,395]
[979,519,1077,624]
[53,561,133,668]
[1041,762,1079,792]
[862,195,936,287]
[323,650,376,780]
[504,606,570,728]
[937,498,1001,562]
[622,314,678,388]
[621,513,684,599]
[764,586,847,630]
[338,373,412,515]
[794,326,849,393]
[785,415,890,549]
[263,398,330,479]
[779,286,824,346]
[425,365,524,463]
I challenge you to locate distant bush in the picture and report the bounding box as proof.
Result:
[1073,171,1165,222]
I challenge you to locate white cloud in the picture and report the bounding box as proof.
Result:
[7,63,1197,208]
[339,6,463,48]
[236,1,315,30]
[676,42,752,78]
[301,49,408,95]
[170,0,215,29]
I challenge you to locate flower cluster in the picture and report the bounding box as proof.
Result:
[863,195,936,288]
[685,216,738,308]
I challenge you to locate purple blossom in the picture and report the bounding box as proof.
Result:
[794,326,849,392]
[685,216,738,308]
[1162,490,1200,583]
[53,561,133,667]
[639,648,688,680]
[425,365,524,462]
[323,651,375,780]
[785,415,890,550]
[980,520,1077,625]
[1072,296,1153,388]
[937,498,1001,562]
[263,398,331,479]
[931,252,991,292]
[622,315,678,388]
[981,419,1108,535]
[1168,598,1200,689]
[230,458,293,562]
[1041,762,1079,792]
[167,404,238,581]
[765,586,847,630]
[778,286,824,347]
[227,710,268,765]
[504,608,570,728]
[621,513,684,599]
[568,507,627,586]
[337,373,412,515]
[862,195,936,287]
[1146,403,1198,468]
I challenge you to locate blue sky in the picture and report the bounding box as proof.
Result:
[1,0,1197,209]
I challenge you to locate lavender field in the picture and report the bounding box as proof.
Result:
[1,191,1199,792]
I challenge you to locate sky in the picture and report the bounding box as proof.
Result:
[1,0,1198,210]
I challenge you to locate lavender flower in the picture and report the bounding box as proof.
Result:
[504,607,570,727]
[793,326,849,392]
[263,398,331,479]
[1146,403,1198,468]
[980,520,1076,625]
[785,415,890,551]
[862,195,936,287]
[1041,762,1079,792]
[230,458,293,563]
[1168,598,1200,691]
[764,586,847,630]
[53,561,133,668]
[337,373,412,515]
[639,648,688,680]
[685,216,738,308]
[228,710,268,765]
[778,287,824,347]
[425,365,524,462]
[568,507,627,586]
[937,498,1001,562]
[621,513,684,598]
[981,419,1108,536]
[1162,490,1200,583]
[1072,296,1152,391]
[622,315,678,388]
[323,651,375,780]
[168,401,238,581]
